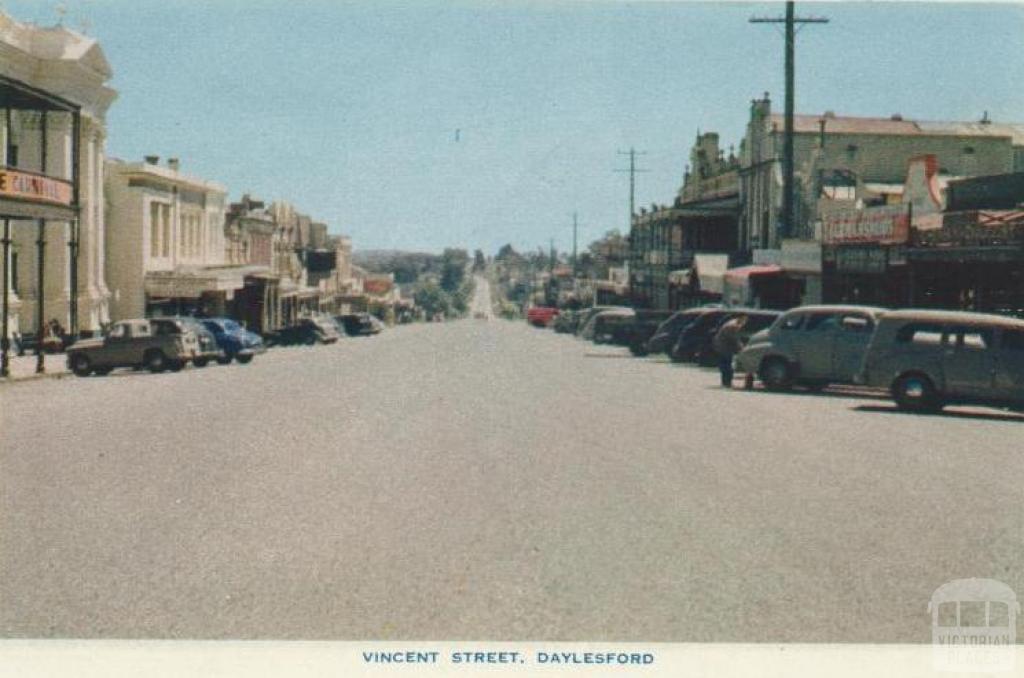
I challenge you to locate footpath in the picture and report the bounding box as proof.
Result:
[0,353,70,384]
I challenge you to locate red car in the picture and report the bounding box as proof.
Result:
[527,306,559,327]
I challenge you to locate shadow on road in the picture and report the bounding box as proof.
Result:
[712,384,889,402]
[853,404,1024,423]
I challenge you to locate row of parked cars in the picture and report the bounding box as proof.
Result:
[65,312,385,377]
[536,303,1024,414]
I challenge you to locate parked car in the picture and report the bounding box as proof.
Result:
[623,310,676,355]
[268,316,340,346]
[644,307,716,355]
[859,309,1024,412]
[736,305,886,390]
[200,317,265,364]
[671,308,781,365]
[573,305,630,337]
[526,306,559,328]
[152,317,223,368]
[552,310,581,334]
[580,308,636,343]
[335,312,383,337]
[66,318,198,376]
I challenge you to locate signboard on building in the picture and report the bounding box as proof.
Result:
[0,167,73,206]
[781,240,823,273]
[835,247,888,273]
[822,204,910,245]
[363,276,394,296]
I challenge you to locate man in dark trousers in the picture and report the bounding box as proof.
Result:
[711,314,748,388]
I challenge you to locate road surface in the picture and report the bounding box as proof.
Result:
[1,320,1022,641]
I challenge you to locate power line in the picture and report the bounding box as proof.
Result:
[750,2,829,241]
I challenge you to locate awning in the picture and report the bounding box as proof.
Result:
[724,264,783,283]
[145,266,245,299]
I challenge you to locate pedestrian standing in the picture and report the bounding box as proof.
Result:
[711,314,748,388]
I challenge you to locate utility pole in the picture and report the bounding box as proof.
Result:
[615,148,649,303]
[750,2,828,241]
[572,212,578,278]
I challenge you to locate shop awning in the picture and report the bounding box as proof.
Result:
[724,264,783,283]
[144,266,245,299]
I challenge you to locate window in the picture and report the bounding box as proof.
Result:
[150,202,161,257]
[132,323,151,338]
[161,204,171,258]
[989,601,1010,627]
[960,601,987,628]
[951,326,993,351]
[9,252,18,295]
[780,313,804,331]
[107,323,127,339]
[896,323,945,345]
[839,314,873,333]
[1001,329,1024,351]
[805,313,839,331]
[937,602,958,628]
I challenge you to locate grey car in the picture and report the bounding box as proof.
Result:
[859,309,1024,412]
[736,305,886,390]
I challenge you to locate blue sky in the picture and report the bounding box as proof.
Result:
[6,1,1024,254]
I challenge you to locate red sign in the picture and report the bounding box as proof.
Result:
[822,204,909,245]
[0,167,73,206]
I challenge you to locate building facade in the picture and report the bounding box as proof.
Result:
[105,155,241,319]
[1,11,116,369]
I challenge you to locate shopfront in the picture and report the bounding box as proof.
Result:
[1,75,82,376]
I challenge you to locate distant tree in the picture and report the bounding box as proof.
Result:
[473,249,486,272]
[414,282,452,318]
[495,243,520,262]
[439,248,469,293]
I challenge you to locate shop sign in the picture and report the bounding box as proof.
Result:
[822,204,909,245]
[0,167,73,206]
[835,247,888,273]
[781,240,822,273]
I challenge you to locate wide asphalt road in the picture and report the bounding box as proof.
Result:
[1,319,1022,642]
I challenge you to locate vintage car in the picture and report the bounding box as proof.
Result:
[736,305,886,390]
[200,317,265,363]
[66,318,199,376]
[670,308,781,366]
[859,309,1024,412]
[152,317,223,368]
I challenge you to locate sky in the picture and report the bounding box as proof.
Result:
[5,1,1024,255]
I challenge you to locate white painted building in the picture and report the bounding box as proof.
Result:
[105,156,242,320]
[0,11,116,342]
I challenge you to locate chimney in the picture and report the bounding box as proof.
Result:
[144,155,159,165]
[167,157,180,171]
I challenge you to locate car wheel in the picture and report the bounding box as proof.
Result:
[70,354,92,377]
[892,373,943,413]
[304,334,317,346]
[193,357,209,368]
[167,359,185,372]
[94,366,113,376]
[759,357,794,391]
[144,350,167,373]
[235,353,254,364]
[216,354,233,365]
